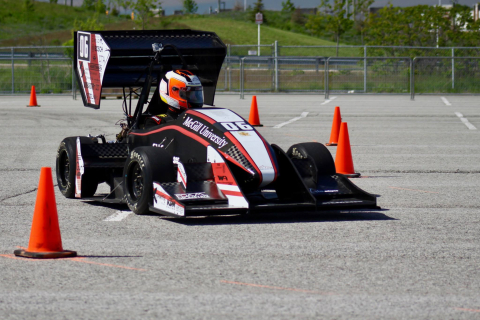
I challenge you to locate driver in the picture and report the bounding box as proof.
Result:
[145,70,204,127]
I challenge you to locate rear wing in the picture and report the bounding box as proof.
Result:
[74,30,227,109]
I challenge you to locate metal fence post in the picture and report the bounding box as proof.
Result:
[240,58,245,99]
[325,58,330,100]
[274,41,278,92]
[452,48,455,89]
[227,44,231,92]
[410,58,415,100]
[11,48,14,94]
[72,59,75,99]
[364,46,367,93]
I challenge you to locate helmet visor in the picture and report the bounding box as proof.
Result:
[179,86,203,105]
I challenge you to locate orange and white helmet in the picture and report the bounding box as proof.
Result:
[159,70,204,113]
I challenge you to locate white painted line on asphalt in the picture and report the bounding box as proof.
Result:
[441,97,451,106]
[104,210,132,221]
[455,112,477,130]
[321,96,337,105]
[273,112,309,129]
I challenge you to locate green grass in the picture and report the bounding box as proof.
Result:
[0,0,125,46]
[0,1,351,52]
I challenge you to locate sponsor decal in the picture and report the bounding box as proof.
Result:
[175,192,210,200]
[153,182,185,216]
[258,165,273,170]
[238,132,250,136]
[310,189,339,194]
[323,200,363,205]
[76,32,110,107]
[75,137,84,198]
[173,157,187,188]
[206,146,249,208]
[183,117,229,148]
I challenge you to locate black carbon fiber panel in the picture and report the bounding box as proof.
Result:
[184,163,214,181]
[226,145,255,172]
[83,144,128,158]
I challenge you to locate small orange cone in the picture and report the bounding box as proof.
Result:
[248,96,263,127]
[26,85,40,107]
[14,167,77,259]
[325,106,341,146]
[335,122,360,178]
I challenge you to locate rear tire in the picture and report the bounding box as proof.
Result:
[56,137,98,198]
[123,147,175,215]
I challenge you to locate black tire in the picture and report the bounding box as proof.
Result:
[123,147,175,215]
[287,142,336,176]
[56,137,98,198]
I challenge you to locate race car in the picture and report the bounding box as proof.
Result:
[56,29,377,217]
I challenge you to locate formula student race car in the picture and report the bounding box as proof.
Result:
[55,29,377,217]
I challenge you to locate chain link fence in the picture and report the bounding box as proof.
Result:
[0,46,73,95]
[1,45,480,100]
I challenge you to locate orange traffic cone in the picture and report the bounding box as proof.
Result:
[335,122,360,178]
[14,167,77,259]
[248,95,263,127]
[325,106,341,146]
[26,85,40,107]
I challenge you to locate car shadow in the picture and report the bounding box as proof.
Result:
[162,209,394,226]
[84,201,394,226]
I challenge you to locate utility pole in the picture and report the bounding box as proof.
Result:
[244,0,247,12]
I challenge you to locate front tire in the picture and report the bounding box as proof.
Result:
[286,142,336,189]
[123,147,175,215]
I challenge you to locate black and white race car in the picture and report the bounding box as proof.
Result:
[56,29,377,217]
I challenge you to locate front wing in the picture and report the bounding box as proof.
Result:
[148,145,378,217]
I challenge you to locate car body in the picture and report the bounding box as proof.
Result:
[56,30,378,217]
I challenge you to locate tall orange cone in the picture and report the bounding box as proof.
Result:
[325,106,341,146]
[248,95,263,127]
[26,85,40,107]
[14,167,77,259]
[335,122,360,178]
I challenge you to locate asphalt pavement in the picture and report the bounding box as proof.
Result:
[0,94,479,319]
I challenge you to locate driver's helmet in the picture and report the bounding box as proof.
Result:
[159,70,204,113]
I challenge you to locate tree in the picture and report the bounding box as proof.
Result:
[23,0,35,13]
[307,0,352,56]
[82,0,96,10]
[115,0,131,13]
[132,0,162,30]
[233,1,243,11]
[291,9,305,25]
[281,0,295,13]
[250,0,267,23]
[63,13,105,59]
[95,0,107,14]
[353,0,374,44]
[49,0,59,3]
[183,0,198,14]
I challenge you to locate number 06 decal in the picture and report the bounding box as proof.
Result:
[78,32,90,62]
[221,122,253,131]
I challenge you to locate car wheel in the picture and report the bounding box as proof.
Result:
[287,142,336,176]
[123,147,175,215]
[56,137,98,198]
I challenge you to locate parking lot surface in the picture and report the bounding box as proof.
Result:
[0,94,479,319]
